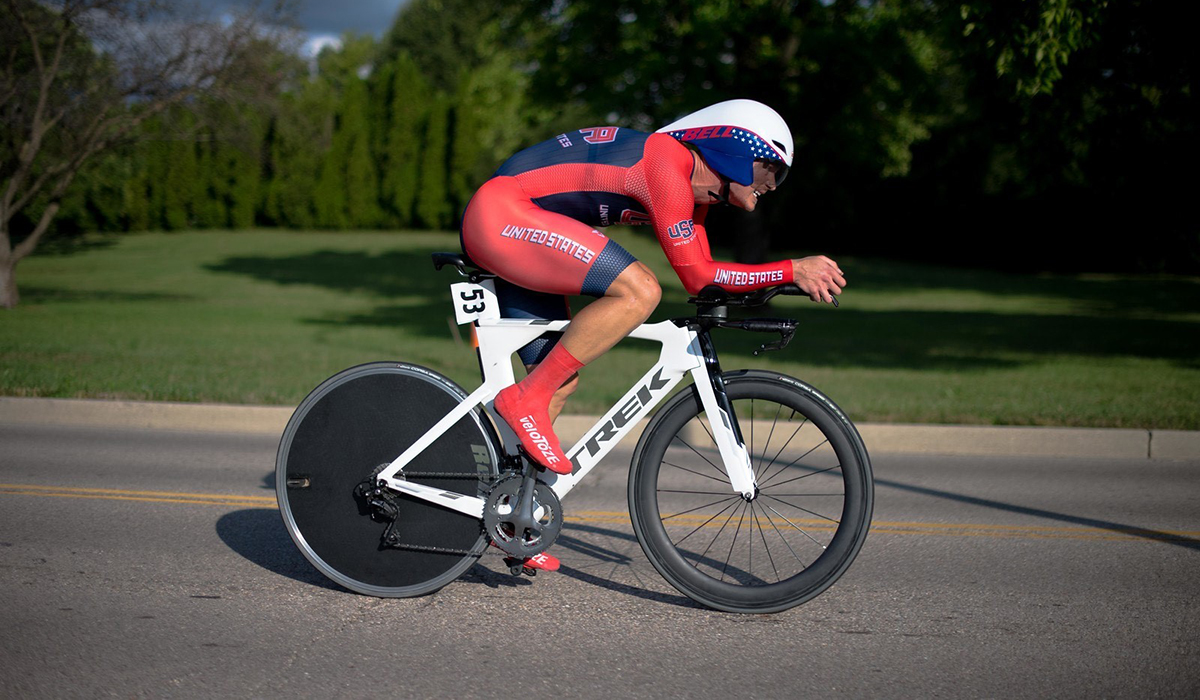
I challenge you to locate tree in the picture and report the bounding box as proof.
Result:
[415,93,451,229]
[517,0,946,259]
[958,0,1109,97]
[0,0,291,308]
[377,51,428,228]
[382,0,506,93]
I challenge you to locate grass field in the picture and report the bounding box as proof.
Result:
[2,229,1197,429]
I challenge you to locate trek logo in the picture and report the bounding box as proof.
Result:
[666,219,695,240]
[519,414,560,466]
[580,369,671,458]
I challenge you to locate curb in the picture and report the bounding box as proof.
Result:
[1,397,1197,461]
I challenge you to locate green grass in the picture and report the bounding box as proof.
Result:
[2,229,1198,429]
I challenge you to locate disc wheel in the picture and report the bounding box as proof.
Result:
[276,362,500,597]
[629,370,873,613]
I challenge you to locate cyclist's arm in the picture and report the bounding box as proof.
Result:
[641,134,795,295]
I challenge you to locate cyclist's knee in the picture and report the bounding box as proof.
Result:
[610,262,661,315]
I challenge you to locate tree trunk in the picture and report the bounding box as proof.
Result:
[0,260,18,309]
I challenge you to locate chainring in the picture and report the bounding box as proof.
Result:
[483,473,563,558]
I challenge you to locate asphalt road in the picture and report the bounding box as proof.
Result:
[1,422,1197,698]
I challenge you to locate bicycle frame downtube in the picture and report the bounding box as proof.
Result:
[546,320,698,497]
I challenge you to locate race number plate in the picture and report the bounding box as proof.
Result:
[450,280,499,324]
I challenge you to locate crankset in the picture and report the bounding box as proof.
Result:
[482,471,563,559]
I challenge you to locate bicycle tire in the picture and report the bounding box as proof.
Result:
[276,362,501,597]
[629,370,873,613]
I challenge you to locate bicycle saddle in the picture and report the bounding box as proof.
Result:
[431,252,495,280]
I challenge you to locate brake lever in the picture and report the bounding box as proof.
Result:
[753,326,797,356]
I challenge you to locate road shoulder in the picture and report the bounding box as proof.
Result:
[1,396,1196,460]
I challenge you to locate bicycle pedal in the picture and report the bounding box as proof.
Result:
[504,558,535,577]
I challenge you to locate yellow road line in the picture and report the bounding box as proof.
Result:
[2,484,1196,544]
[0,483,275,507]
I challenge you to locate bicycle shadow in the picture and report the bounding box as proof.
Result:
[216,507,534,594]
[217,499,700,605]
[553,523,698,609]
[215,508,343,592]
[243,469,697,604]
[234,468,796,606]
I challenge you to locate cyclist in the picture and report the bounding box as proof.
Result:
[461,100,845,568]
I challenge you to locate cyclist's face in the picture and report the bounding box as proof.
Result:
[728,160,785,212]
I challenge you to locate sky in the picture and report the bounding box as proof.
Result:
[209,0,409,56]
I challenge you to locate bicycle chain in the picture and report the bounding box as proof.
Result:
[379,538,489,557]
[362,463,509,556]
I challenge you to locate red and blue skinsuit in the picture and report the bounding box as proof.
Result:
[461,127,795,363]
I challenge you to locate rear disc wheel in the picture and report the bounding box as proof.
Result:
[276,362,500,597]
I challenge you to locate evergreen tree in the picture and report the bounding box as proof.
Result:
[193,129,226,228]
[380,52,427,228]
[415,92,451,229]
[265,82,333,228]
[163,113,198,230]
[338,77,383,228]
[449,37,535,220]
[123,145,151,231]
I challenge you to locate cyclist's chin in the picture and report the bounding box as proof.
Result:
[727,184,759,212]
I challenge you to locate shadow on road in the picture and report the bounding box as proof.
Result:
[214,506,698,606]
[877,476,1200,551]
[555,523,698,609]
[215,508,343,592]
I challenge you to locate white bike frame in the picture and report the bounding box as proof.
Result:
[375,279,757,518]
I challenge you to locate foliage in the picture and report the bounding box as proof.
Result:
[960,0,1108,97]
[0,0,293,307]
[11,0,1196,282]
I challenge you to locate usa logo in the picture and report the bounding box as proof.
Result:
[666,219,695,240]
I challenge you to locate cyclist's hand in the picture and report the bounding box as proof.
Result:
[791,256,845,303]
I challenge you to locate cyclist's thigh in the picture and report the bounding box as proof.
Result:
[462,176,637,297]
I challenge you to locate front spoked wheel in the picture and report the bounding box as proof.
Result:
[629,371,873,613]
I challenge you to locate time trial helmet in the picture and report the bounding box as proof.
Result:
[657,99,793,187]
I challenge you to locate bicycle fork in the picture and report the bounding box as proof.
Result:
[690,329,757,499]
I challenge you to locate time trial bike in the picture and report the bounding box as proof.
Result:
[275,252,873,613]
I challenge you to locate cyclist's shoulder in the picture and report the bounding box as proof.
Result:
[642,131,694,172]
[493,127,653,177]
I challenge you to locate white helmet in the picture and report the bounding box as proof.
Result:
[657,99,793,186]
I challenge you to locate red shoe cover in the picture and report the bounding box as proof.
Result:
[492,542,561,573]
[523,551,560,572]
[494,344,583,475]
[495,389,572,474]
